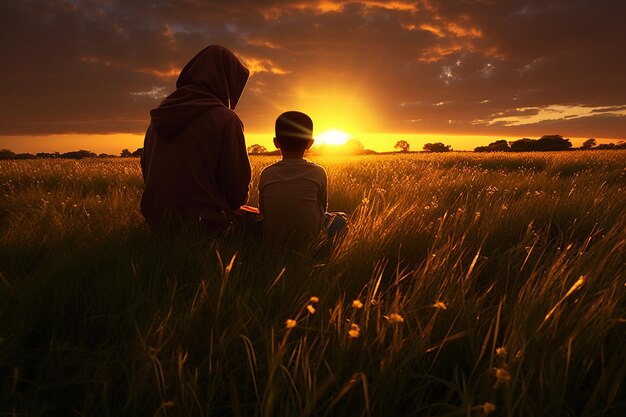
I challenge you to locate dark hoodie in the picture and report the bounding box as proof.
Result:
[140,45,251,231]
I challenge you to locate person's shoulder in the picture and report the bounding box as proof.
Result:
[259,161,282,186]
[260,161,282,175]
[193,106,243,131]
[303,160,327,174]
[201,106,243,126]
[220,108,244,126]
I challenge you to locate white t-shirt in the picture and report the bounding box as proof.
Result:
[259,159,327,243]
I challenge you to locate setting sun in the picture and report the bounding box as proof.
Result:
[316,129,350,146]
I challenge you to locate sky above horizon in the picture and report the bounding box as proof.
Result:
[1,0,626,152]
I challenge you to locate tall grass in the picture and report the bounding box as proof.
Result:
[0,151,624,416]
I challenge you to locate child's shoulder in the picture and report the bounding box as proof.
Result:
[303,159,326,171]
[261,159,326,174]
[296,160,326,179]
[261,160,284,170]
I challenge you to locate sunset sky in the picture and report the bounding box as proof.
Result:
[1,0,625,153]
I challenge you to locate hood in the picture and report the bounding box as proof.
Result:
[150,45,249,138]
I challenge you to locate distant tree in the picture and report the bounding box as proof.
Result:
[14,153,36,160]
[0,149,16,160]
[475,139,510,152]
[580,138,596,150]
[99,153,116,158]
[537,135,572,151]
[595,141,626,150]
[508,138,535,152]
[120,148,132,157]
[35,152,60,159]
[61,150,97,159]
[394,140,410,153]
[510,135,572,152]
[131,148,144,157]
[423,142,451,153]
[247,144,267,154]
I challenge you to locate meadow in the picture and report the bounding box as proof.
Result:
[0,151,624,416]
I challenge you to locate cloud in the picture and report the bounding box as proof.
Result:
[0,0,625,140]
[475,105,626,127]
[130,87,168,100]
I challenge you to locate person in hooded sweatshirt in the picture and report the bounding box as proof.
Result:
[140,45,252,233]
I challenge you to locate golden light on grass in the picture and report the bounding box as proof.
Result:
[2,151,624,416]
[544,275,586,322]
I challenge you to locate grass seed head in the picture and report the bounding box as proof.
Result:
[482,402,496,414]
[306,304,316,314]
[352,299,363,309]
[495,368,511,382]
[433,301,447,310]
[386,313,404,324]
[348,323,360,338]
[285,319,297,329]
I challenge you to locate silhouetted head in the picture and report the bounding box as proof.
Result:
[274,111,314,156]
[176,45,249,110]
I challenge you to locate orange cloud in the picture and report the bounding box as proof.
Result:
[245,38,281,49]
[446,22,482,38]
[138,67,180,80]
[262,0,416,19]
[238,55,289,76]
[81,55,180,80]
[418,43,465,63]
[418,23,445,37]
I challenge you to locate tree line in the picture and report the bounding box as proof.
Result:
[0,148,144,160]
[391,135,625,153]
[473,135,625,152]
[2,135,625,160]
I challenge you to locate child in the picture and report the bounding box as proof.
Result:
[259,111,346,246]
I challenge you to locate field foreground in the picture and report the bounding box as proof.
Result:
[0,152,625,416]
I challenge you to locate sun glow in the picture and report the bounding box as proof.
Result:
[316,129,350,146]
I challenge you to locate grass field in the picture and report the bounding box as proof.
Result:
[1,151,625,416]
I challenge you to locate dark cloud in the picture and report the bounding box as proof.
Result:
[1,0,625,139]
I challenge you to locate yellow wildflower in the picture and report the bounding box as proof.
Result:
[309,296,319,303]
[306,304,316,314]
[285,319,297,329]
[433,301,447,310]
[483,402,496,414]
[386,313,404,324]
[352,299,363,309]
[348,323,360,338]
